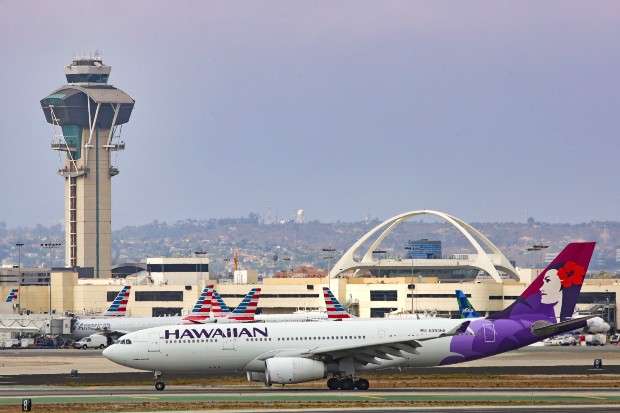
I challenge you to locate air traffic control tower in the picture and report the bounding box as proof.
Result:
[40,56,134,278]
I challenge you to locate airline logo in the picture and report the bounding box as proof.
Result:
[182,285,213,324]
[228,288,261,322]
[190,285,213,315]
[103,286,131,317]
[165,326,268,340]
[211,290,232,318]
[323,287,352,319]
[5,288,18,303]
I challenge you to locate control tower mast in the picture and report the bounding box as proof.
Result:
[40,55,134,278]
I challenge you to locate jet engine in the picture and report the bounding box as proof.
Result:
[265,357,326,384]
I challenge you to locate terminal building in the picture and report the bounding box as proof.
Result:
[0,211,617,331]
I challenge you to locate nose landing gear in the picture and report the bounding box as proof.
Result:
[326,377,369,391]
[153,371,165,391]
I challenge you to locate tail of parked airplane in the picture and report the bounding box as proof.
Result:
[103,286,131,317]
[455,290,480,318]
[182,285,213,323]
[441,242,596,366]
[492,242,595,324]
[5,288,18,303]
[226,288,261,322]
[323,287,353,319]
[211,290,232,318]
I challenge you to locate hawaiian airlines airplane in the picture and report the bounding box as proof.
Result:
[104,242,595,392]
[5,288,18,303]
[73,286,260,339]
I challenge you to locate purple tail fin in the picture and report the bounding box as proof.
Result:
[491,242,595,323]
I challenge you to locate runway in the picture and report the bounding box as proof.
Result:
[1,387,620,401]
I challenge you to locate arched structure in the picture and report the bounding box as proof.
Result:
[329,210,518,283]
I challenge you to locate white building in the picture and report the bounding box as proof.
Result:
[146,257,209,286]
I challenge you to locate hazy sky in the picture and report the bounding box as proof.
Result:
[1,1,618,227]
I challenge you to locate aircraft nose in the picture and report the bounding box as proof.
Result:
[102,344,121,363]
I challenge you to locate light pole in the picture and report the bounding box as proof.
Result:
[372,250,387,278]
[194,250,207,282]
[404,245,415,314]
[526,244,549,276]
[41,241,62,316]
[15,243,24,311]
[322,248,336,291]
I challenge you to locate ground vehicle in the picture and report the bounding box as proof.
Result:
[73,334,107,349]
[609,334,620,344]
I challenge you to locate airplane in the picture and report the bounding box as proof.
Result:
[103,242,596,392]
[5,288,18,303]
[455,290,480,318]
[73,286,261,339]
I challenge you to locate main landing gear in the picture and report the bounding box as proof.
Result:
[153,371,166,391]
[326,377,369,391]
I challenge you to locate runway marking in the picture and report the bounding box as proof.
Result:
[359,395,384,400]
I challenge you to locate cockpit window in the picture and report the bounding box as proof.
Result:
[119,339,132,344]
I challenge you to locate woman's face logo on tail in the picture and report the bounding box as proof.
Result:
[540,269,562,305]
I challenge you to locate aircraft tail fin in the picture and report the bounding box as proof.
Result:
[103,286,131,317]
[5,288,18,303]
[211,289,232,318]
[491,242,595,323]
[182,285,213,323]
[227,288,261,322]
[323,287,353,319]
[455,290,480,318]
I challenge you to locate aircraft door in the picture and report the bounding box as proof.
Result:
[148,339,160,353]
[483,321,496,343]
[221,337,237,351]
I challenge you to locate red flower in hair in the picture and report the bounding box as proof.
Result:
[557,261,586,289]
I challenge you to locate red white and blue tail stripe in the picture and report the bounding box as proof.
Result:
[323,287,353,320]
[182,285,213,323]
[227,288,261,322]
[211,289,232,318]
[103,286,131,317]
[5,288,18,303]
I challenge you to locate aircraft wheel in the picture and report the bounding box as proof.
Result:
[326,378,339,390]
[355,378,369,391]
[154,381,166,391]
[340,377,354,391]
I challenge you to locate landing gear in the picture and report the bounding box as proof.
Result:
[153,371,165,391]
[326,377,370,391]
[354,378,369,390]
[327,378,339,390]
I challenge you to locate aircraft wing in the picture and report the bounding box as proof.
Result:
[272,320,471,366]
[530,315,595,337]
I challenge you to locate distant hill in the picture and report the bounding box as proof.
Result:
[1,217,618,275]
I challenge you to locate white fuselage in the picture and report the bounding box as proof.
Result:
[103,317,466,374]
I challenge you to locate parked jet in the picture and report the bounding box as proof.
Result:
[455,290,480,318]
[5,288,18,303]
[104,242,596,392]
[73,286,261,339]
